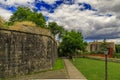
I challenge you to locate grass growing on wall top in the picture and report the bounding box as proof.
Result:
[0,17,8,28]
[72,58,120,80]
[9,21,52,36]
[13,21,37,27]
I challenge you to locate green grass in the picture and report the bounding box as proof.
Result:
[0,78,5,80]
[52,58,64,70]
[72,58,120,80]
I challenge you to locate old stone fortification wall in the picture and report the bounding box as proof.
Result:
[0,26,57,78]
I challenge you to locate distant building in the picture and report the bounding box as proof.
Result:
[87,41,115,53]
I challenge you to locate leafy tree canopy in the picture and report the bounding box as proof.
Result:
[48,22,65,38]
[9,7,46,28]
[115,44,120,53]
[59,30,87,57]
[100,39,108,51]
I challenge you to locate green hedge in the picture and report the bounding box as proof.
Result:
[113,53,120,58]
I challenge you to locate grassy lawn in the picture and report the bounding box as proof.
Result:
[72,58,120,80]
[52,58,64,70]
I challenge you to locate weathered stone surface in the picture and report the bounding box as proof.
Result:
[0,28,57,78]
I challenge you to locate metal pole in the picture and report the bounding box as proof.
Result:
[105,54,108,80]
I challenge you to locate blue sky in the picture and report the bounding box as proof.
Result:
[0,0,120,43]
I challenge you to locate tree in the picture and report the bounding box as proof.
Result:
[8,7,46,28]
[48,22,65,38]
[115,44,120,53]
[27,12,46,28]
[59,30,87,58]
[9,7,31,24]
[100,39,108,51]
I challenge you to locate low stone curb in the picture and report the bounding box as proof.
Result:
[84,56,120,63]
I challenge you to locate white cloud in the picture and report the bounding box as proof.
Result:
[98,38,120,44]
[41,0,120,44]
[75,0,120,17]
[43,0,56,4]
[0,0,34,6]
[17,0,120,44]
[108,39,120,44]
[0,8,12,21]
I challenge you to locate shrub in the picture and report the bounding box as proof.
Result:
[90,51,97,54]
[96,50,104,54]
[113,53,120,58]
[82,51,91,54]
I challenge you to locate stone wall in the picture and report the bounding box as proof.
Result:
[0,28,57,78]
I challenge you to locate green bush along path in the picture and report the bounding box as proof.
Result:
[72,58,120,80]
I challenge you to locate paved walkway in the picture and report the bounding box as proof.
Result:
[63,59,87,80]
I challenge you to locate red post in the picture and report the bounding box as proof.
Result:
[108,48,113,58]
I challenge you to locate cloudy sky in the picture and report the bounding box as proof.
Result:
[0,0,120,43]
